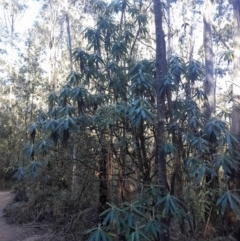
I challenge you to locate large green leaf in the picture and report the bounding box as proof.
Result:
[128,98,155,127]
[85,226,117,241]
[217,191,240,216]
[26,161,42,179]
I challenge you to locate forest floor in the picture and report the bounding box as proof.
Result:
[0,191,51,241]
[0,191,236,241]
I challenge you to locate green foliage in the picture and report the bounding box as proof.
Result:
[156,193,185,221]
[9,0,238,240]
[23,144,35,160]
[25,161,42,179]
[85,226,117,241]
[186,60,204,83]
[217,191,240,215]
[219,49,234,64]
[213,154,239,174]
[86,186,185,241]
[128,98,155,127]
[13,166,25,181]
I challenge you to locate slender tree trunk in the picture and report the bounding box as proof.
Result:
[203,0,215,117]
[66,13,73,70]
[47,1,57,89]
[166,0,171,59]
[231,3,240,137]
[203,0,218,224]
[107,128,113,203]
[8,2,15,166]
[228,0,240,238]
[153,0,169,240]
[64,2,76,194]
[98,131,108,218]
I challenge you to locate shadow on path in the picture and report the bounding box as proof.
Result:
[0,191,49,241]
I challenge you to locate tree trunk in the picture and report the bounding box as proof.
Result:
[98,131,108,219]
[203,0,218,227]
[107,133,113,203]
[228,0,240,239]
[153,0,169,240]
[66,12,73,70]
[203,0,215,117]
[166,0,171,59]
[64,3,76,194]
[231,3,240,137]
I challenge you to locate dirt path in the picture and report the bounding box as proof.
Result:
[0,191,49,241]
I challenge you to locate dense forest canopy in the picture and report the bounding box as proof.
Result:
[0,0,240,240]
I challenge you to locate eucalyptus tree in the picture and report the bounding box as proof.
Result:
[0,0,27,107]
[0,0,28,169]
[230,1,240,150]
[212,0,233,119]
[153,0,169,239]
[203,0,215,117]
[227,0,240,238]
[202,0,219,227]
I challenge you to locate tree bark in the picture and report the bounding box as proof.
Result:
[166,0,171,59]
[203,0,218,226]
[228,0,240,238]
[203,0,215,117]
[66,13,73,70]
[98,131,108,219]
[231,0,240,136]
[230,0,240,189]
[64,2,76,193]
[153,0,169,240]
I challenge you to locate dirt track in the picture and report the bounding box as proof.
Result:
[0,191,48,241]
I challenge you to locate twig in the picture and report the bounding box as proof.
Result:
[204,206,212,238]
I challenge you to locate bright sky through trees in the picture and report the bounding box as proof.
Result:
[17,0,40,32]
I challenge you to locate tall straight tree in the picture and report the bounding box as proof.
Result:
[0,0,27,166]
[203,0,218,223]
[153,0,169,240]
[228,0,240,238]
[203,0,215,117]
[230,0,240,185]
